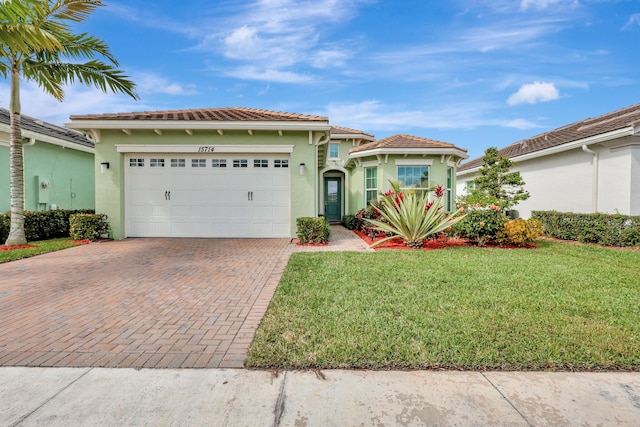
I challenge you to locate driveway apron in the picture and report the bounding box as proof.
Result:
[0,238,290,369]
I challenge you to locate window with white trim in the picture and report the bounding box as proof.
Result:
[329,143,340,159]
[150,158,165,167]
[274,159,289,168]
[365,167,378,206]
[254,159,269,168]
[191,159,206,168]
[233,159,248,168]
[397,165,429,190]
[129,158,144,167]
[465,180,476,194]
[211,159,227,168]
[171,159,185,168]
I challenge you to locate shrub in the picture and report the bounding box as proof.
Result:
[342,214,357,230]
[353,201,384,236]
[0,209,94,242]
[497,218,543,246]
[366,181,466,248]
[451,203,508,246]
[532,211,640,247]
[296,217,330,244]
[69,213,110,241]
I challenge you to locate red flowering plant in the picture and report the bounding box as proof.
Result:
[365,181,466,248]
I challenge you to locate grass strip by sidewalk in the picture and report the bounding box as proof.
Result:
[247,241,640,370]
[0,238,85,264]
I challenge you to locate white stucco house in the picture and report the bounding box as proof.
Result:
[457,103,640,218]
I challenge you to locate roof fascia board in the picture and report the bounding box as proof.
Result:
[66,120,331,132]
[0,122,93,153]
[349,147,468,160]
[331,133,375,141]
[116,144,295,154]
[457,126,636,176]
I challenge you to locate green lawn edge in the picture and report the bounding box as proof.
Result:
[0,238,85,264]
[247,241,640,371]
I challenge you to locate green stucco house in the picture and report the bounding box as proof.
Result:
[1,109,95,213]
[66,108,467,239]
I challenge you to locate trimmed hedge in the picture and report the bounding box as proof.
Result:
[296,216,330,244]
[532,210,640,247]
[0,209,94,242]
[69,213,110,241]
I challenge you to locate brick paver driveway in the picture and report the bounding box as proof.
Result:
[0,238,291,368]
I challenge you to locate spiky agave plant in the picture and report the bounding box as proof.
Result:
[365,181,466,248]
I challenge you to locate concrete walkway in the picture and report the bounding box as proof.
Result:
[1,367,638,426]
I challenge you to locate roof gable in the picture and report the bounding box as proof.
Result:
[350,134,467,153]
[459,103,640,172]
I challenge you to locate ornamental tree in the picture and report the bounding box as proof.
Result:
[467,147,529,210]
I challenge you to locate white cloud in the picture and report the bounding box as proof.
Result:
[134,72,198,96]
[623,13,640,30]
[0,82,143,125]
[321,100,543,132]
[224,66,314,84]
[507,81,559,106]
[520,0,578,11]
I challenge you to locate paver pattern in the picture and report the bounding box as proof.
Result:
[0,238,290,368]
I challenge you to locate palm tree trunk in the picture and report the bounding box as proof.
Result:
[5,67,27,246]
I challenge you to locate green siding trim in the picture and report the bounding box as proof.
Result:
[345,155,459,214]
[95,129,317,239]
[1,142,95,212]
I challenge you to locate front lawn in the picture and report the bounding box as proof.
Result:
[0,238,86,264]
[247,242,640,370]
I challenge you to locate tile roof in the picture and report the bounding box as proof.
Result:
[459,103,640,172]
[350,134,467,153]
[69,107,328,122]
[0,108,93,149]
[331,125,375,138]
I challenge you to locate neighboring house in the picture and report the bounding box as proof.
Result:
[66,108,468,239]
[457,103,640,218]
[0,109,95,213]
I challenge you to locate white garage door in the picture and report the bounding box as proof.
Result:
[125,154,291,238]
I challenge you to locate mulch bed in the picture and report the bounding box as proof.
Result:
[353,229,536,250]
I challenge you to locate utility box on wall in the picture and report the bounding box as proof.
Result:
[35,175,50,208]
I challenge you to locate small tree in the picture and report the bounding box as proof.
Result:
[467,147,529,210]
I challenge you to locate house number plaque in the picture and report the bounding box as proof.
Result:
[197,146,216,153]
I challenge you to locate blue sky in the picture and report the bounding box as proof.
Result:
[2,0,639,159]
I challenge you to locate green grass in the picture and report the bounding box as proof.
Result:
[247,241,640,370]
[0,238,85,264]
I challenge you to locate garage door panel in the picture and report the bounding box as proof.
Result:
[126,154,291,238]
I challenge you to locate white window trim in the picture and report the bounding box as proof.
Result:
[394,159,434,166]
[361,160,379,168]
[364,166,378,206]
[397,165,430,190]
[328,143,340,159]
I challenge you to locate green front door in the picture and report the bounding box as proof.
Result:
[324,178,342,221]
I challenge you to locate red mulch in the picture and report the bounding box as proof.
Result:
[0,244,37,251]
[73,239,91,245]
[353,229,536,250]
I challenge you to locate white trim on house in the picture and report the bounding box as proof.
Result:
[394,159,434,166]
[116,144,295,154]
[458,126,637,177]
[350,147,468,160]
[0,127,94,153]
[360,160,379,168]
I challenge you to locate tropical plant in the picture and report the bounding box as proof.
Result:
[451,202,508,246]
[496,218,543,246]
[366,181,466,248]
[1,0,138,246]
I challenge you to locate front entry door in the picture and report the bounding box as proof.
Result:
[324,178,342,221]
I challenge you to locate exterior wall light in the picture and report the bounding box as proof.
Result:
[299,163,306,175]
[100,162,110,174]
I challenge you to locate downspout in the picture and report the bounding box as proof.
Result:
[315,131,331,216]
[582,145,599,212]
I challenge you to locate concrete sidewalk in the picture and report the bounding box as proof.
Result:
[2,368,638,426]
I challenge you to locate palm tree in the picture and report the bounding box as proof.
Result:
[0,0,138,246]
